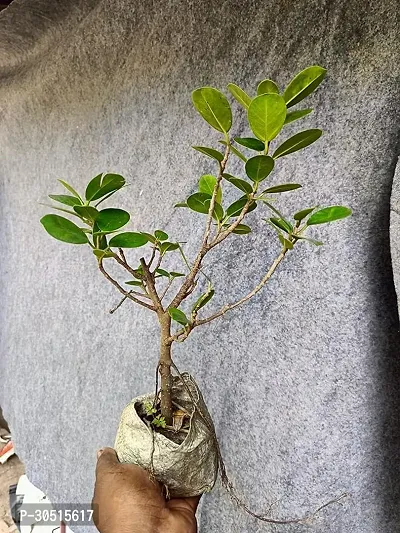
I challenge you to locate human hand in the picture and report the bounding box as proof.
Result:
[92,447,200,533]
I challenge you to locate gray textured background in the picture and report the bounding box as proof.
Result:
[1,0,399,531]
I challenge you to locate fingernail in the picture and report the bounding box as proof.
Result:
[97,448,104,459]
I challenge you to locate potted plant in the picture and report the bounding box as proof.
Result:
[40,65,351,523]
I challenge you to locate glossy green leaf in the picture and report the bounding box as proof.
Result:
[222,174,253,194]
[227,83,251,109]
[160,242,180,253]
[262,183,302,193]
[234,137,265,151]
[294,235,324,246]
[199,175,222,204]
[257,79,279,95]
[174,203,188,208]
[155,230,168,241]
[192,87,232,133]
[168,307,189,325]
[248,94,287,142]
[170,272,185,278]
[73,205,99,222]
[125,280,143,286]
[219,140,247,162]
[93,248,115,259]
[284,65,327,108]
[226,197,256,218]
[192,146,224,162]
[227,224,252,234]
[284,108,313,125]
[245,155,274,182]
[193,288,215,313]
[293,207,316,222]
[58,180,82,199]
[141,232,157,243]
[278,234,294,249]
[273,129,322,159]
[85,173,125,202]
[187,192,212,214]
[49,194,83,207]
[156,268,170,277]
[108,232,148,248]
[41,214,88,244]
[307,206,352,225]
[270,217,293,233]
[96,208,130,232]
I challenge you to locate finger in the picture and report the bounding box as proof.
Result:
[95,447,119,476]
[168,494,202,514]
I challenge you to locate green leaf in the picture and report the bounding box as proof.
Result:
[109,232,148,248]
[170,272,185,278]
[224,223,252,235]
[284,108,313,125]
[168,307,190,325]
[278,234,294,249]
[227,83,251,110]
[96,208,130,232]
[262,183,302,193]
[234,137,265,151]
[284,65,327,108]
[219,140,247,162]
[85,173,125,202]
[294,235,323,246]
[257,79,280,95]
[49,194,83,207]
[174,203,188,208]
[226,197,256,218]
[245,155,274,182]
[193,288,215,313]
[93,248,115,259]
[192,146,224,162]
[307,206,352,225]
[270,217,293,233]
[58,180,82,199]
[186,192,224,220]
[192,87,232,133]
[222,174,252,194]
[273,129,322,159]
[248,94,287,142]
[293,207,316,222]
[199,175,222,204]
[155,230,168,241]
[73,205,99,222]
[155,268,170,277]
[160,242,180,253]
[125,280,143,286]
[141,232,157,243]
[40,214,88,244]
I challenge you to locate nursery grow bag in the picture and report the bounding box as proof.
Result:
[114,372,219,497]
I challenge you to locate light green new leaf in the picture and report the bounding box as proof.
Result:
[192,87,232,133]
[155,230,168,241]
[192,146,224,162]
[227,83,251,110]
[199,175,222,204]
[73,205,99,222]
[222,174,253,194]
[49,194,83,207]
[58,180,82,200]
[93,248,115,259]
[278,234,294,249]
[193,287,215,313]
[293,207,316,222]
[85,173,125,202]
[245,155,274,182]
[307,206,352,225]
[257,79,279,95]
[41,214,88,244]
[234,137,265,151]
[284,65,327,108]
[168,307,189,325]
[273,129,322,159]
[248,94,287,142]
[108,232,148,248]
[262,183,301,193]
[284,108,313,125]
[96,208,130,232]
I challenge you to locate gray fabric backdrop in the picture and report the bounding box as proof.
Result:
[1,0,400,531]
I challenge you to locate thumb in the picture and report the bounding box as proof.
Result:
[95,447,119,476]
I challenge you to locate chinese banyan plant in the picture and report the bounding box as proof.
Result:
[41,65,351,516]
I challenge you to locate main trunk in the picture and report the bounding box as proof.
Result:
[159,313,173,425]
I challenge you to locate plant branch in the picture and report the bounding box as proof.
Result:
[170,246,289,342]
[169,143,230,309]
[140,258,163,312]
[98,260,155,311]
